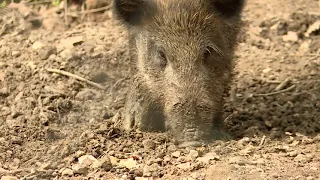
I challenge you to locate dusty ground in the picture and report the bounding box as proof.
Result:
[0,0,320,179]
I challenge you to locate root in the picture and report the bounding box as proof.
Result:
[255,85,296,96]
[46,68,105,90]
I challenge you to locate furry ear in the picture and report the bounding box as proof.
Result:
[210,0,245,18]
[113,0,154,26]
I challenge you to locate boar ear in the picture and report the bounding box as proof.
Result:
[210,0,245,18]
[113,0,154,26]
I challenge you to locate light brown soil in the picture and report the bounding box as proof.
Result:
[0,0,319,179]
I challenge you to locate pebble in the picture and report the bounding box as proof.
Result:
[59,49,72,60]
[282,31,298,42]
[142,139,156,150]
[143,163,159,177]
[196,152,220,165]
[287,150,298,157]
[228,156,248,166]
[11,51,20,57]
[32,41,45,50]
[118,158,137,169]
[61,168,74,176]
[188,150,199,160]
[72,155,97,174]
[237,137,250,146]
[294,154,313,163]
[171,151,181,158]
[0,87,9,97]
[1,176,18,180]
[177,162,192,170]
[262,67,272,73]
[91,155,112,171]
[39,46,57,60]
[135,178,149,180]
[109,156,119,166]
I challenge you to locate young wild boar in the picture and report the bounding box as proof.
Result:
[113,0,245,147]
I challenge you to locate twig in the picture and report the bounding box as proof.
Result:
[255,84,296,96]
[46,68,106,90]
[309,54,320,61]
[64,0,68,27]
[24,0,51,5]
[81,5,111,14]
[274,78,291,91]
[66,5,111,17]
[259,135,266,146]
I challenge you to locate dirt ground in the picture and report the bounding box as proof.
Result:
[0,0,320,179]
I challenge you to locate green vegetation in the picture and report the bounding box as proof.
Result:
[0,0,7,8]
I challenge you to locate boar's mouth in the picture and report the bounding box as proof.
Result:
[167,105,230,147]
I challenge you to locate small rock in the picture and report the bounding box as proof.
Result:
[91,155,112,171]
[196,152,220,165]
[32,41,45,50]
[39,46,57,60]
[188,150,199,160]
[313,134,320,142]
[61,168,74,176]
[75,150,86,158]
[60,36,84,49]
[177,156,188,163]
[298,41,310,53]
[118,158,137,169]
[143,163,159,177]
[1,176,18,180]
[310,167,318,171]
[305,20,320,37]
[262,67,272,73]
[287,150,298,157]
[59,49,72,60]
[239,145,254,155]
[228,156,247,166]
[306,176,314,180]
[11,51,20,57]
[142,139,156,150]
[135,178,149,180]
[282,31,299,42]
[109,156,119,166]
[72,155,97,174]
[78,155,97,166]
[237,137,250,146]
[0,87,9,97]
[294,154,312,163]
[171,151,181,158]
[72,164,89,175]
[177,162,192,170]
[39,162,51,170]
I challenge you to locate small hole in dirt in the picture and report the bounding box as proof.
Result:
[91,72,109,83]
[43,121,49,126]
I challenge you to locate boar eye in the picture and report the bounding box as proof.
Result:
[158,50,167,67]
[203,45,224,65]
[203,46,214,65]
[203,46,212,60]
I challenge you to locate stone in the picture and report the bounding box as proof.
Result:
[142,139,156,150]
[282,31,298,42]
[1,176,18,180]
[118,158,137,169]
[61,168,74,176]
[171,151,181,158]
[32,41,45,50]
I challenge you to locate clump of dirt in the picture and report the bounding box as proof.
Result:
[0,0,320,179]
